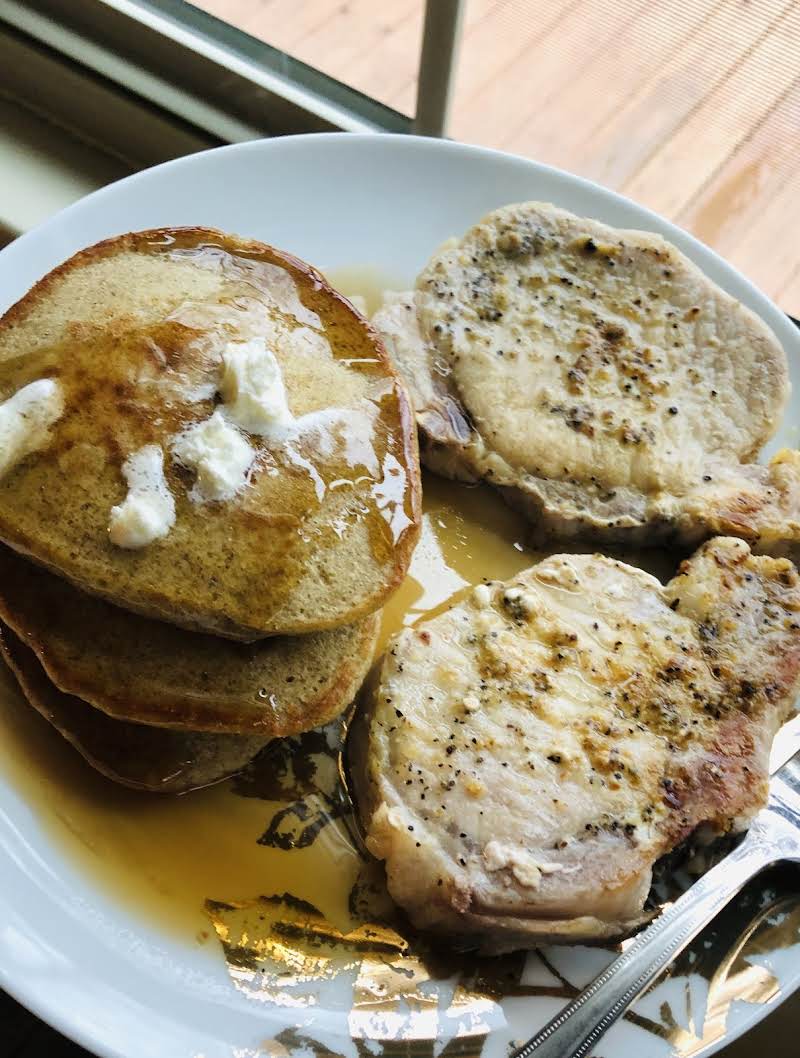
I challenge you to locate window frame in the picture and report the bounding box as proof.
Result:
[0,0,464,241]
[0,0,450,142]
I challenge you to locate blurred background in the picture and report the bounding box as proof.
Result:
[194,0,800,313]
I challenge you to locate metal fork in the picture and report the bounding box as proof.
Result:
[512,748,800,1058]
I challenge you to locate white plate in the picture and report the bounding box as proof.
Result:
[0,133,798,1058]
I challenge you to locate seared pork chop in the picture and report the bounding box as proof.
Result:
[351,538,800,952]
[373,203,799,550]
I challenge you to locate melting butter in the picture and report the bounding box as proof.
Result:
[171,410,254,503]
[220,336,295,438]
[108,444,176,548]
[0,377,64,480]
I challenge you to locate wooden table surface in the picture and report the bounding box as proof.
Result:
[194,0,800,316]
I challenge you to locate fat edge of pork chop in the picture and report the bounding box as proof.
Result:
[372,203,799,552]
[351,538,800,953]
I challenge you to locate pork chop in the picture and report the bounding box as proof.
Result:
[351,537,800,952]
[373,203,800,550]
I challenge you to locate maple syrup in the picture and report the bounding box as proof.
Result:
[0,270,536,943]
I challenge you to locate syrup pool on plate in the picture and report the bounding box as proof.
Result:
[0,269,537,942]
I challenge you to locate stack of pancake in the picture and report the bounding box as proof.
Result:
[0,228,420,792]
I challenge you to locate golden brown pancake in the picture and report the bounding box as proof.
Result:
[0,228,420,640]
[0,624,266,793]
[0,545,380,735]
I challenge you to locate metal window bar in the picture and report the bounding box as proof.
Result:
[414,0,466,137]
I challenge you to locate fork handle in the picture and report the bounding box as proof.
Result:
[512,824,775,1058]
